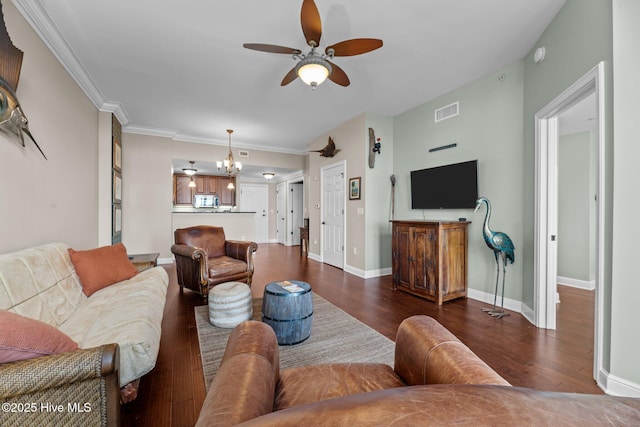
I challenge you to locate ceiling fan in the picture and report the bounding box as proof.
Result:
[243,0,383,89]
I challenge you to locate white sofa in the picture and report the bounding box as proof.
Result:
[0,242,169,392]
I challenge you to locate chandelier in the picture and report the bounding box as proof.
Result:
[217,129,242,176]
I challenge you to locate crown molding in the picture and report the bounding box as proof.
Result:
[12,0,107,108]
[12,0,306,155]
[121,124,178,140]
[123,125,307,155]
[100,102,130,126]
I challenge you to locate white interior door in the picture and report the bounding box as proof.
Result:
[239,184,268,243]
[276,182,286,244]
[289,182,304,244]
[321,163,345,269]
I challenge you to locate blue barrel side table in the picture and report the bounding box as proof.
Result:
[262,280,313,345]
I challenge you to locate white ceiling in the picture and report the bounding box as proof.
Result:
[14,0,566,154]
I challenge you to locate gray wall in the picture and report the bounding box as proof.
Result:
[0,2,101,254]
[558,131,596,283]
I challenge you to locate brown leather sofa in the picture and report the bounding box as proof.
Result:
[171,226,258,301]
[195,316,640,426]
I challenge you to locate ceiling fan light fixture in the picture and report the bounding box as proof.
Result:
[297,56,332,89]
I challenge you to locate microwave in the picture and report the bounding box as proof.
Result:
[193,194,219,208]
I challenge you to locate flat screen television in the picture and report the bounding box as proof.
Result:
[410,160,478,209]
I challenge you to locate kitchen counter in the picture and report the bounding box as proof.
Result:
[172,208,256,214]
[172,211,257,242]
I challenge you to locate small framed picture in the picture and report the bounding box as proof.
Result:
[113,138,122,172]
[349,177,361,200]
[112,203,122,244]
[113,170,122,203]
[113,204,122,233]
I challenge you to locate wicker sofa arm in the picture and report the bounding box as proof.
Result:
[0,343,120,426]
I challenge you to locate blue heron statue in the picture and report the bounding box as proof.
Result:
[474,197,515,318]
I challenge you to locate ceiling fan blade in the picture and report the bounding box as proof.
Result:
[326,38,383,57]
[243,43,301,55]
[301,0,322,47]
[327,61,350,87]
[280,66,298,86]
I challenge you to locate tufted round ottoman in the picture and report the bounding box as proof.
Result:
[208,282,253,328]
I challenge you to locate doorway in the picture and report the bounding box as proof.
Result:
[321,161,345,269]
[276,182,286,244]
[289,182,304,244]
[239,184,268,243]
[534,62,605,382]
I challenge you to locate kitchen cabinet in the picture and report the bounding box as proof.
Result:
[174,175,194,205]
[194,176,219,195]
[391,220,469,305]
[216,176,235,206]
[173,174,236,206]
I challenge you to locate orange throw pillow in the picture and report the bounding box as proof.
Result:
[69,243,138,296]
[0,311,79,363]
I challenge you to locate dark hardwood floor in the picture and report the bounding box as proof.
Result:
[121,243,601,426]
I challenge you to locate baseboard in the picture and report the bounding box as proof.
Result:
[466,288,523,314]
[597,368,640,397]
[343,265,392,279]
[557,276,596,290]
[308,252,321,262]
[520,303,536,325]
[158,257,174,265]
[364,267,392,279]
[344,265,364,278]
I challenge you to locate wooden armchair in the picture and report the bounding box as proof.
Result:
[171,226,258,301]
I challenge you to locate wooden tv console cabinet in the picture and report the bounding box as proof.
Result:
[391,220,470,305]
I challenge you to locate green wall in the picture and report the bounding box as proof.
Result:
[393,61,525,299]
[521,0,613,314]
[521,0,614,376]
[364,113,394,273]
[611,0,640,389]
[558,131,596,283]
[391,0,640,393]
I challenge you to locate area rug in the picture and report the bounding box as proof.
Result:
[195,293,395,391]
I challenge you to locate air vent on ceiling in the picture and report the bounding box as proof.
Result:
[434,101,459,123]
[238,150,249,157]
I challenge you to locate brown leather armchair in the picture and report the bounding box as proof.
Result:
[171,226,258,300]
